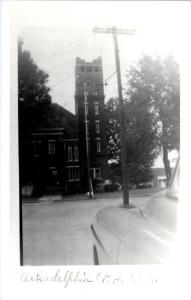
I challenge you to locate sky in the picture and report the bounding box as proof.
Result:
[10,1,190,115]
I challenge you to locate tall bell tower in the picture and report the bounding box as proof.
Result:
[75,57,108,191]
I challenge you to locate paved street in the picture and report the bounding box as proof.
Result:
[22,194,151,265]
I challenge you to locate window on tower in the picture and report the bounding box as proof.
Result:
[80,66,85,72]
[94,66,102,72]
[87,66,92,72]
[74,145,79,161]
[86,80,96,95]
[68,145,73,161]
[96,138,101,152]
[95,120,100,133]
[94,103,99,115]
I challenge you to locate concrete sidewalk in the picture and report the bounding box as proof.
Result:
[23,187,163,203]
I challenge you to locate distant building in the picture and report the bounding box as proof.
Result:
[21,57,109,196]
[151,154,178,188]
[27,127,81,195]
[152,168,168,188]
[75,57,109,191]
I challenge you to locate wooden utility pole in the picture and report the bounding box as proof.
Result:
[93,26,135,206]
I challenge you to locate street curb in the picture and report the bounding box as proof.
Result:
[53,194,153,202]
[22,193,154,203]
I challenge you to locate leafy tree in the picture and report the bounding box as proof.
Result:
[126,54,180,185]
[106,54,179,187]
[105,97,160,186]
[18,40,51,138]
[18,41,51,184]
[105,98,121,162]
[125,99,160,186]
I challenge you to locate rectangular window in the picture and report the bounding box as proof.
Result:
[96,138,101,152]
[68,145,73,161]
[48,141,55,155]
[95,103,99,115]
[74,145,79,161]
[94,66,102,72]
[87,66,92,72]
[80,66,85,72]
[67,166,80,181]
[95,120,100,133]
[32,141,42,157]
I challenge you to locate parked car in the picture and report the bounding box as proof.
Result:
[94,179,121,193]
[91,158,180,264]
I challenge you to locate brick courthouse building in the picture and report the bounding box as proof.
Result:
[22,57,109,196]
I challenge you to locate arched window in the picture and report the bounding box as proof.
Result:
[86,80,97,95]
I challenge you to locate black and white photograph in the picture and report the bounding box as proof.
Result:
[1,0,191,299]
[17,1,181,266]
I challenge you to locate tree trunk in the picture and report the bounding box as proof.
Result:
[162,144,171,187]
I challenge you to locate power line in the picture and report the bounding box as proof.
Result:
[104,70,117,86]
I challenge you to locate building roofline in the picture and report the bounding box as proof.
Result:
[63,138,79,142]
[34,128,65,131]
[75,57,102,64]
